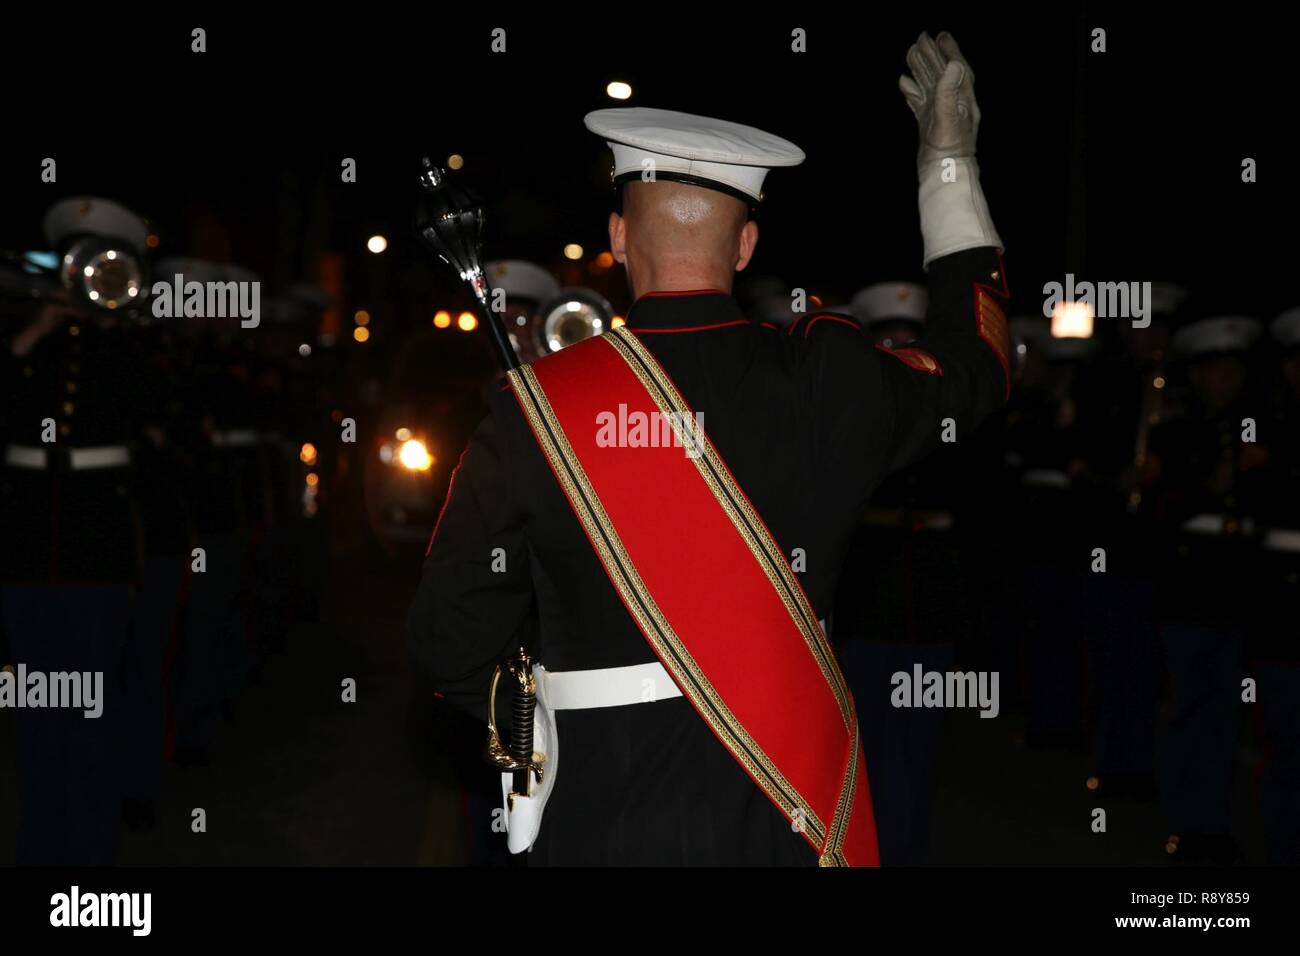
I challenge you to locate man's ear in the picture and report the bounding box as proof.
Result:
[734,220,759,272]
[608,211,627,264]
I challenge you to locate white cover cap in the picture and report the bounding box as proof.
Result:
[1270,307,1300,348]
[43,196,150,251]
[851,282,928,326]
[585,107,805,203]
[1173,315,1263,357]
[486,260,560,304]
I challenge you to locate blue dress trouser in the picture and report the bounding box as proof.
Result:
[2,584,129,865]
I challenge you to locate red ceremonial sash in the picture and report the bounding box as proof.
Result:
[507,325,879,866]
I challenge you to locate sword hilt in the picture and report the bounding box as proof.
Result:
[485,647,544,796]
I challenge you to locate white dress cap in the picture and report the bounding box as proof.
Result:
[1173,315,1263,357]
[585,107,805,204]
[153,257,227,286]
[155,258,259,286]
[851,282,928,326]
[1270,307,1300,348]
[43,197,150,251]
[487,260,561,304]
[1148,282,1191,318]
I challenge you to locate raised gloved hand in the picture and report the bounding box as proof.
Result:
[899,31,981,168]
[898,31,1001,267]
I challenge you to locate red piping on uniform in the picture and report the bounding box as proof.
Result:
[426,447,470,556]
[973,251,1012,399]
[797,314,862,338]
[636,288,727,299]
[628,320,749,335]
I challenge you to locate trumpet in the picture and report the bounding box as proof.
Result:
[535,287,615,355]
[1,240,150,314]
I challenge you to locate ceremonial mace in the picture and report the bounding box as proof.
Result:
[415,157,519,373]
[414,156,542,798]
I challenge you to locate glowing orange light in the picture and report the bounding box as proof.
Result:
[1051,301,1094,339]
[457,312,478,332]
[398,439,433,472]
[433,310,452,328]
[305,472,320,487]
[299,443,318,466]
[355,309,371,326]
[353,326,370,343]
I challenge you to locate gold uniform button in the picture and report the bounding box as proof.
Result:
[58,423,71,437]
[68,325,81,337]
[62,402,75,415]
[66,382,77,393]
[991,270,1000,281]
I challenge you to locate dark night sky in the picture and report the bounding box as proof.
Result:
[1,6,1292,325]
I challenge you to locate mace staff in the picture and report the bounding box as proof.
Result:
[413,156,541,800]
[414,156,520,373]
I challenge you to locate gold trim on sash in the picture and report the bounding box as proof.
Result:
[821,717,862,865]
[606,327,855,731]
[508,360,832,849]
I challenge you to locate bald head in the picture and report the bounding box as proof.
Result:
[608,180,758,298]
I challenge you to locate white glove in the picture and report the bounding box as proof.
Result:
[899,32,1002,267]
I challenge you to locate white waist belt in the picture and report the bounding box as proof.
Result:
[5,444,131,470]
[1263,529,1300,554]
[500,626,826,855]
[1022,468,1071,489]
[1182,513,1255,536]
[501,660,682,855]
[542,660,683,710]
[211,429,261,448]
